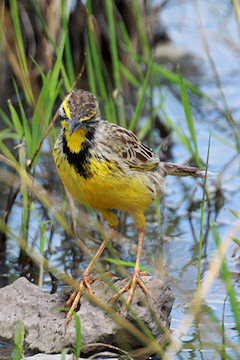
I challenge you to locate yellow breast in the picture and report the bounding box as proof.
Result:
[54,146,154,213]
[84,159,154,211]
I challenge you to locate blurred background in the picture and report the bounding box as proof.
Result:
[0,0,239,359]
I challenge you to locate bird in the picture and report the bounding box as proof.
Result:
[53,89,204,327]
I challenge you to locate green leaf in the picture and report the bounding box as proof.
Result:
[118,20,144,82]
[86,39,96,95]
[61,347,72,360]
[177,66,201,168]
[231,237,240,247]
[120,62,141,87]
[29,54,46,83]
[105,0,126,127]
[0,128,19,142]
[13,80,32,155]
[13,321,25,360]
[0,1,5,62]
[50,33,67,97]
[197,133,211,289]
[72,311,81,359]
[0,109,14,128]
[141,56,204,97]
[8,100,23,138]
[212,223,240,336]
[228,208,240,220]
[129,61,152,131]
[104,257,156,273]
[9,0,34,104]
[86,6,116,123]
[19,145,28,240]
[61,0,75,85]
[31,72,51,156]
[132,0,150,57]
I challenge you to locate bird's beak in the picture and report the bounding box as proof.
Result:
[69,119,84,136]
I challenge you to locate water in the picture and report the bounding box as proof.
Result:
[1,0,240,359]
[0,339,12,360]
[159,1,240,358]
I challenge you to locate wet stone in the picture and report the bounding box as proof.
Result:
[0,277,174,357]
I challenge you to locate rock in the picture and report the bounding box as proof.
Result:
[21,354,80,360]
[0,277,174,356]
[24,353,118,360]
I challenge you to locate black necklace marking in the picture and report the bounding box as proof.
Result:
[62,123,96,179]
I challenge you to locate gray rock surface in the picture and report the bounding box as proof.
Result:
[0,276,174,356]
[21,355,79,360]
[22,353,118,360]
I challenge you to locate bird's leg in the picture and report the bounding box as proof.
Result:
[65,227,116,330]
[110,229,155,311]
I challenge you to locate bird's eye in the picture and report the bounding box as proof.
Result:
[58,104,68,120]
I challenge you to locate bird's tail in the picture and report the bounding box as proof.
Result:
[162,162,206,178]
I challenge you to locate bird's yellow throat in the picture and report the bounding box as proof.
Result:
[61,120,86,154]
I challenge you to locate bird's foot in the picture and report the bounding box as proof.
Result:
[110,269,156,312]
[65,271,114,331]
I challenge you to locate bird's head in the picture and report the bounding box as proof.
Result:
[58,89,100,135]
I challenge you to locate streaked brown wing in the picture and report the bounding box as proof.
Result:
[104,123,159,171]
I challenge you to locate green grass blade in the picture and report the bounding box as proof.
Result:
[86,9,109,112]
[120,62,141,87]
[19,145,28,240]
[8,99,23,138]
[137,117,151,141]
[0,109,14,128]
[105,0,120,90]
[0,128,19,142]
[39,223,45,288]
[31,72,51,156]
[178,66,201,167]
[12,321,25,360]
[86,39,97,95]
[60,64,71,93]
[197,133,211,289]
[9,0,34,105]
[29,1,71,92]
[86,6,117,124]
[105,0,126,127]
[72,311,81,359]
[141,56,205,97]
[129,61,152,131]
[61,0,75,85]
[50,33,67,99]
[61,348,72,360]
[228,208,240,220]
[160,99,194,155]
[231,237,240,247]
[0,0,5,64]
[30,34,64,159]
[29,0,57,51]
[118,20,144,82]
[132,0,150,57]
[13,79,32,154]
[29,54,46,83]
[104,257,156,273]
[212,223,240,336]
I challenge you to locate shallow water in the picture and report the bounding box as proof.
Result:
[1,0,240,359]
[159,1,240,358]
